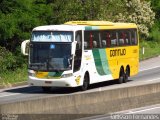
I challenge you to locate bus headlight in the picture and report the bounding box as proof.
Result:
[28,71,35,77]
[61,73,73,78]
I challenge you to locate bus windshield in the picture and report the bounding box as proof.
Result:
[29,42,72,71]
[31,31,73,42]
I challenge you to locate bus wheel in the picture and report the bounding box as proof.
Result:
[81,73,89,91]
[42,87,51,92]
[118,68,125,84]
[124,67,129,83]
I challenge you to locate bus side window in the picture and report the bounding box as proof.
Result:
[118,31,125,46]
[106,32,111,47]
[84,31,91,49]
[100,31,105,48]
[76,31,82,49]
[125,31,131,45]
[84,41,88,49]
[92,31,101,48]
[110,31,117,47]
[131,29,137,45]
[89,32,93,49]
[100,31,110,48]
[74,31,82,72]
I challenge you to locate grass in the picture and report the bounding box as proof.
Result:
[139,40,160,60]
[0,64,28,86]
[0,41,160,85]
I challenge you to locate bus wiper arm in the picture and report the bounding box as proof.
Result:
[29,63,47,70]
[48,68,70,72]
[30,63,45,67]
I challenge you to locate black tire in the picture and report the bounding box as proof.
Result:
[42,87,51,92]
[124,67,129,83]
[118,68,125,84]
[81,73,89,91]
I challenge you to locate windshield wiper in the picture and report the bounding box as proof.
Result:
[48,68,71,72]
[29,63,46,70]
[31,63,45,65]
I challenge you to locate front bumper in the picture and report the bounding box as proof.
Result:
[28,76,79,87]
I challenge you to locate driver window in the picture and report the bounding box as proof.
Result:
[76,31,82,50]
[74,31,82,72]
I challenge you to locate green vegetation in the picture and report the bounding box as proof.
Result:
[140,41,160,60]
[0,65,27,86]
[0,0,160,85]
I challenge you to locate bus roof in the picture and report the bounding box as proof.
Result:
[33,21,137,31]
[65,21,137,29]
[65,21,114,26]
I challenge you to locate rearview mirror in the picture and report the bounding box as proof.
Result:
[21,40,30,56]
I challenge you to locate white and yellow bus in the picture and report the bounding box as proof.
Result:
[21,21,139,91]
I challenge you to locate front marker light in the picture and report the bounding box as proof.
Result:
[28,71,35,77]
[61,73,73,78]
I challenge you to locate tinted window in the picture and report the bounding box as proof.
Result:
[84,31,101,49]
[92,31,101,48]
[125,31,131,45]
[74,31,82,72]
[84,31,92,49]
[101,31,111,48]
[117,29,137,46]
[130,29,137,45]
[118,31,125,46]
[76,31,82,49]
[84,29,138,49]
[110,31,118,47]
[117,30,132,46]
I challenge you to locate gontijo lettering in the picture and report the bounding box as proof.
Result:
[110,49,126,57]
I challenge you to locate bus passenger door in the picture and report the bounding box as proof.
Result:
[73,31,82,72]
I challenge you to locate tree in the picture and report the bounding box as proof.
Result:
[0,0,51,70]
[149,0,160,42]
[97,0,155,37]
[151,0,160,19]
[0,0,51,51]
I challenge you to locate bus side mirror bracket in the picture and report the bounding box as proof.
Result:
[21,40,30,56]
[71,41,77,55]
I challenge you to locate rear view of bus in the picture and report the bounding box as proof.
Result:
[21,21,139,92]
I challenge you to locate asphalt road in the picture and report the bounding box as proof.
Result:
[77,104,160,120]
[0,56,160,105]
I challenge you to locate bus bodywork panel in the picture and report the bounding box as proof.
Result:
[27,21,139,88]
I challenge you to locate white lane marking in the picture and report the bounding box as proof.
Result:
[0,93,20,98]
[139,66,160,72]
[127,106,160,114]
[145,78,160,82]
